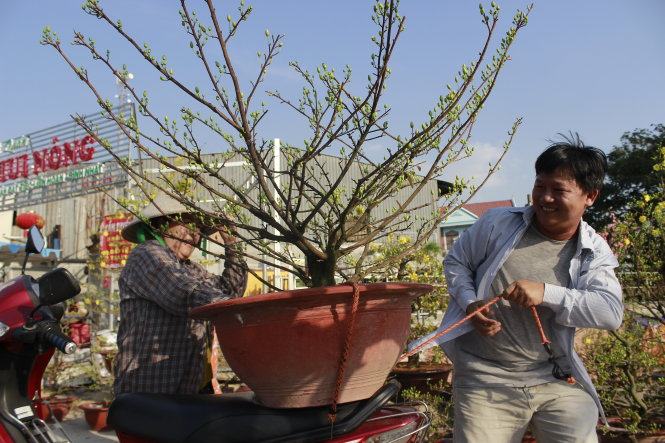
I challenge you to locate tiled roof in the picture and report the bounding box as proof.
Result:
[463,200,514,218]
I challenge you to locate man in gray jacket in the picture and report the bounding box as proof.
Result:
[418,138,622,442]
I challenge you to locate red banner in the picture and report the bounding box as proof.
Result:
[99,213,133,269]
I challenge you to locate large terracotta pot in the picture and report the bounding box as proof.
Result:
[191,282,432,408]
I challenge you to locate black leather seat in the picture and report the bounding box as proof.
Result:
[109,380,400,443]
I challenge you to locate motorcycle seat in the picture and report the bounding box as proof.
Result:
[108,380,400,443]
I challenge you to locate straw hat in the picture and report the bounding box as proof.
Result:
[121,193,216,243]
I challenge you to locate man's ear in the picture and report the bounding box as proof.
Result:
[585,189,600,207]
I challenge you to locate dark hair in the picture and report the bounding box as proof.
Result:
[535,133,607,192]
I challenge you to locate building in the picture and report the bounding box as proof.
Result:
[439,199,515,253]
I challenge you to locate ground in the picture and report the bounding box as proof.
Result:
[60,418,118,442]
[42,387,117,442]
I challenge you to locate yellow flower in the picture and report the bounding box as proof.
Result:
[639,215,647,224]
[584,337,592,345]
[644,194,651,202]
[398,236,410,245]
[623,238,631,246]
[653,229,661,237]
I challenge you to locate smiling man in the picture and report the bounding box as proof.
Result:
[437,137,623,442]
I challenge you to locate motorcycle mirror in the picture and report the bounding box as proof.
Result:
[22,226,45,275]
[25,226,45,254]
[37,268,81,306]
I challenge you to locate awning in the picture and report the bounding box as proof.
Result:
[0,241,62,264]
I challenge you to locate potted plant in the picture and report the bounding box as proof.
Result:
[44,0,530,408]
[371,238,452,390]
[79,401,112,432]
[33,394,75,422]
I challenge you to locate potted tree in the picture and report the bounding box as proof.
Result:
[43,0,530,408]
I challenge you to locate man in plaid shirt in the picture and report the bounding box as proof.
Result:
[113,195,247,395]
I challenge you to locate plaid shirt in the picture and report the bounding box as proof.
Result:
[113,240,247,395]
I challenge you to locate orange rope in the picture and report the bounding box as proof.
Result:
[400,296,502,361]
[529,306,551,345]
[530,306,576,385]
[402,297,576,385]
[328,282,361,424]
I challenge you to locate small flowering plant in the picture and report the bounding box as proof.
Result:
[367,236,448,361]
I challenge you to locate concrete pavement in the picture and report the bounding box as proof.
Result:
[61,417,118,442]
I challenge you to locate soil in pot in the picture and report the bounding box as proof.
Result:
[79,401,111,431]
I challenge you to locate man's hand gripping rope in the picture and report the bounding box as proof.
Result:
[401,292,576,385]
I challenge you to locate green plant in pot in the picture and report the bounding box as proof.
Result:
[44,0,530,408]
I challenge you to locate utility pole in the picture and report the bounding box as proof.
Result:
[273,138,282,290]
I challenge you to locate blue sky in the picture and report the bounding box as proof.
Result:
[1,1,663,205]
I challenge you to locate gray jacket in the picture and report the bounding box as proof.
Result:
[408,206,623,420]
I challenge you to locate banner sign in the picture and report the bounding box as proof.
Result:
[0,104,133,210]
[99,213,134,269]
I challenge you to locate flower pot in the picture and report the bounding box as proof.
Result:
[68,322,91,346]
[191,282,432,408]
[391,362,453,396]
[32,395,74,422]
[79,401,111,431]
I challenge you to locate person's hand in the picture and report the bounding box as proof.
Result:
[502,279,544,308]
[218,225,238,246]
[466,300,502,337]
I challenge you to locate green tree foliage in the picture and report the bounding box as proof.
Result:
[604,145,664,323]
[580,316,664,437]
[586,124,664,230]
[582,144,664,438]
[367,236,448,343]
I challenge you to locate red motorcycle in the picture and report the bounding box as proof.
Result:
[109,377,430,443]
[0,226,81,442]
[0,226,431,442]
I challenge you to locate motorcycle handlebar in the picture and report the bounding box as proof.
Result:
[39,321,77,354]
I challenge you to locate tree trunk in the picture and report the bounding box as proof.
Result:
[306,253,338,287]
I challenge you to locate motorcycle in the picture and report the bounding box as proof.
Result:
[0,225,431,442]
[109,377,430,443]
[0,226,81,443]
